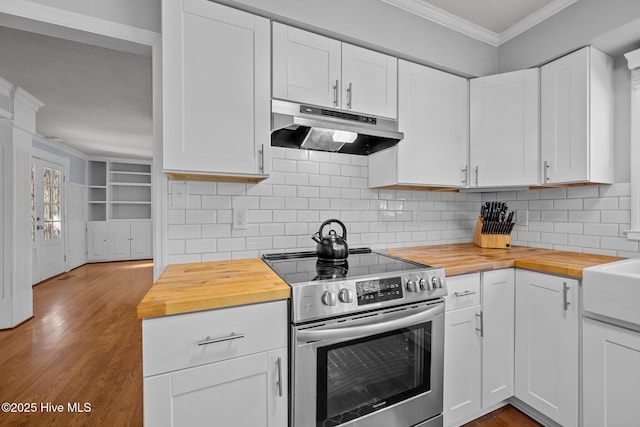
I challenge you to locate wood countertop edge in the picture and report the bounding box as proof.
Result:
[137,287,291,319]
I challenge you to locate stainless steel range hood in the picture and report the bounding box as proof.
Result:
[271,99,403,155]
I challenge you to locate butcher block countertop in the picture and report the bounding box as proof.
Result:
[138,243,622,319]
[137,258,290,319]
[386,243,622,278]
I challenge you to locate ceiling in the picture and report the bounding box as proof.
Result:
[0,26,152,159]
[0,1,579,161]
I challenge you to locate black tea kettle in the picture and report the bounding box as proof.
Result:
[312,219,349,263]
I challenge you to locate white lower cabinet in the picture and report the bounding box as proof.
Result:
[515,270,579,427]
[87,220,152,261]
[443,269,515,427]
[583,317,640,427]
[142,300,288,427]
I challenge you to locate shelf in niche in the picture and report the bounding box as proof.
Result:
[110,182,151,187]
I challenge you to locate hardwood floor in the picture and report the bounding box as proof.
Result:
[462,405,543,427]
[0,260,153,427]
[0,260,541,427]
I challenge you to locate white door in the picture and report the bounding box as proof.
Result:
[341,43,397,118]
[515,270,579,427]
[31,158,65,284]
[470,68,539,187]
[583,318,640,427]
[398,60,468,186]
[481,269,515,407]
[87,221,108,261]
[108,221,131,260]
[130,220,152,259]
[163,0,270,175]
[443,305,482,426]
[272,22,342,108]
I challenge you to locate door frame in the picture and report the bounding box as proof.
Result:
[31,148,70,281]
[0,1,165,279]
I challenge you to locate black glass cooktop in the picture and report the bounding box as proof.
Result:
[262,248,429,285]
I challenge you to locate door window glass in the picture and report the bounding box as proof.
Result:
[31,164,35,241]
[42,167,62,240]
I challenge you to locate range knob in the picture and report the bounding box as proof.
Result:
[431,276,440,290]
[419,278,427,290]
[339,288,354,303]
[406,279,418,292]
[321,291,337,306]
[431,276,444,289]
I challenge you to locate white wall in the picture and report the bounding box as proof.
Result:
[67,183,87,270]
[218,0,497,77]
[497,0,640,72]
[24,0,160,33]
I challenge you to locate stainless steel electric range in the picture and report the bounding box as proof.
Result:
[263,248,447,427]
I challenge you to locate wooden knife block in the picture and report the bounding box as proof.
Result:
[473,217,511,249]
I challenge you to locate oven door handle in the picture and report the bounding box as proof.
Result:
[297,304,444,343]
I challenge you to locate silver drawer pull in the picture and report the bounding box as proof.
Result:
[454,290,477,297]
[197,332,245,346]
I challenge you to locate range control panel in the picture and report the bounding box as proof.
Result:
[291,269,447,323]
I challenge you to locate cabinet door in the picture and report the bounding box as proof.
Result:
[341,43,397,118]
[144,349,287,427]
[541,46,613,184]
[470,69,539,187]
[87,221,108,261]
[372,61,468,188]
[107,221,131,260]
[130,220,152,259]
[272,23,341,109]
[481,269,514,408]
[444,305,482,427]
[583,318,640,427]
[515,270,579,427]
[163,0,270,176]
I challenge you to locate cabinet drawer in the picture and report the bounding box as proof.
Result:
[143,300,287,377]
[445,273,480,311]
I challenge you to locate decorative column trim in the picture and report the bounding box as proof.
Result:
[626,48,640,240]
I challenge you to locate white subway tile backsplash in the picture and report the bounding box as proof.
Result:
[165,147,639,260]
[201,224,231,238]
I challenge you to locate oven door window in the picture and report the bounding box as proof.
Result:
[316,322,431,427]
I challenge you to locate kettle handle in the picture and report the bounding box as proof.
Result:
[318,219,347,241]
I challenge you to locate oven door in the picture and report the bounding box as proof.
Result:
[292,300,444,427]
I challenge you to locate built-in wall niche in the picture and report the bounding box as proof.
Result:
[88,159,152,221]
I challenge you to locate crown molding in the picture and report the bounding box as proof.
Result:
[380,0,500,46]
[381,0,580,47]
[499,0,580,45]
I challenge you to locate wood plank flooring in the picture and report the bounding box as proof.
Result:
[0,260,153,427]
[462,405,543,427]
[0,260,541,427]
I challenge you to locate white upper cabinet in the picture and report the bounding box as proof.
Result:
[470,69,540,187]
[541,46,613,185]
[272,23,341,109]
[162,0,270,178]
[272,23,397,118]
[369,60,469,189]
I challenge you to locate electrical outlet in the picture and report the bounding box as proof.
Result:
[516,209,528,226]
[233,208,248,230]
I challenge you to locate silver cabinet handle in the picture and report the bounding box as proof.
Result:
[454,290,477,297]
[475,166,479,186]
[544,160,550,183]
[346,82,352,109]
[259,144,264,174]
[462,165,468,185]
[333,80,339,107]
[475,311,484,337]
[197,332,245,346]
[276,356,283,397]
[563,282,570,311]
